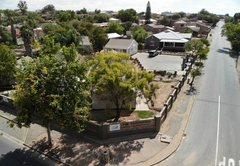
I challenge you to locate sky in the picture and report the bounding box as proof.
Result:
[0,0,239,16]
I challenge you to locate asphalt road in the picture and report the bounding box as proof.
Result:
[159,20,240,166]
[0,135,54,166]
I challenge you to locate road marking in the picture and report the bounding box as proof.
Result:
[215,95,221,166]
[218,157,238,166]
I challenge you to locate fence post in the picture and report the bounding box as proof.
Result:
[155,114,161,132]
[99,123,108,140]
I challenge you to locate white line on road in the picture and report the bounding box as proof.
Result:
[215,95,221,166]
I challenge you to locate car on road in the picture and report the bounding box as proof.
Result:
[148,47,159,57]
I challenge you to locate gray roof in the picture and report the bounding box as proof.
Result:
[175,20,187,24]
[107,33,123,39]
[176,32,192,39]
[146,30,189,43]
[105,39,135,49]
[187,26,200,32]
[146,24,165,28]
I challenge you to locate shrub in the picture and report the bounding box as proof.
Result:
[9,45,17,49]
[195,62,203,67]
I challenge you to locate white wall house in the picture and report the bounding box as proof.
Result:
[104,39,138,55]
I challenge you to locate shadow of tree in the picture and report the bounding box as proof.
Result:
[0,147,53,166]
[28,130,145,166]
[184,86,198,95]
[217,48,236,58]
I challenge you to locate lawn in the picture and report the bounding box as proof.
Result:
[133,111,154,119]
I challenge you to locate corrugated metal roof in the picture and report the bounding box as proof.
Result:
[105,39,135,49]
[146,29,190,43]
[107,33,123,39]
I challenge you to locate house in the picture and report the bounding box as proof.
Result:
[104,39,138,55]
[145,29,191,51]
[174,20,187,31]
[93,22,108,29]
[196,22,211,35]
[143,24,170,34]
[33,27,45,39]
[107,33,123,39]
[109,18,119,22]
[161,11,174,17]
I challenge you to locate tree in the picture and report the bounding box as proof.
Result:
[197,48,209,61]
[89,26,108,52]
[145,1,151,24]
[77,21,94,36]
[77,8,87,14]
[56,11,75,22]
[132,28,148,43]
[89,52,158,121]
[93,13,110,23]
[42,23,61,34]
[0,14,3,36]
[49,29,82,47]
[159,16,170,26]
[41,4,55,16]
[95,9,101,14]
[184,40,204,55]
[200,38,210,47]
[190,67,202,86]
[118,9,139,23]
[105,22,124,34]
[184,27,192,33]
[0,30,13,45]
[20,23,34,57]
[70,19,81,30]
[17,0,28,15]
[178,12,186,18]
[0,45,17,89]
[12,41,90,146]
[222,22,240,67]
[172,14,181,20]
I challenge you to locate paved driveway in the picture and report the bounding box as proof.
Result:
[132,53,185,75]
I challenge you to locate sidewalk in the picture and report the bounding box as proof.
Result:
[0,75,201,166]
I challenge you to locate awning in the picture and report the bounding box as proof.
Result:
[160,39,188,43]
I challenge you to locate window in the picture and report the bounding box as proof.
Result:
[150,41,155,46]
[165,42,174,46]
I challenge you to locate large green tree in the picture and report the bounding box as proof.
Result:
[41,4,55,16]
[12,41,90,146]
[184,40,204,55]
[132,28,148,43]
[159,16,170,26]
[89,52,158,121]
[105,21,124,34]
[172,14,181,20]
[118,9,139,23]
[89,26,108,52]
[222,22,240,67]
[42,23,61,34]
[77,21,94,36]
[0,45,17,89]
[145,1,151,24]
[17,0,28,15]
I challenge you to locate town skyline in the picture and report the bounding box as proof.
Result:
[0,0,239,16]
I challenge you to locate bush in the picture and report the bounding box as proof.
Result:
[9,45,17,49]
[195,62,203,67]
[156,70,166,76]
